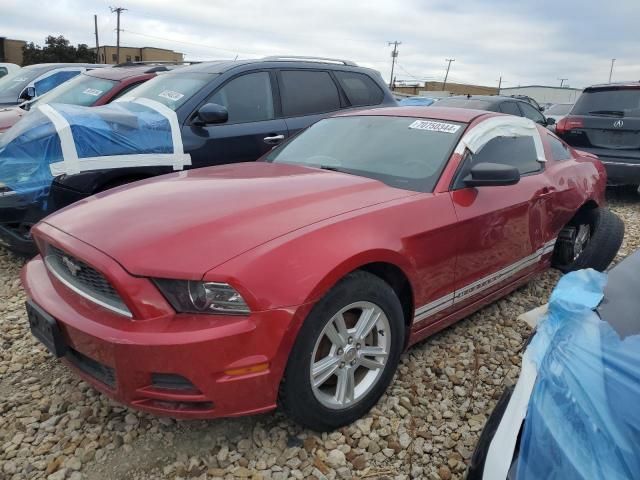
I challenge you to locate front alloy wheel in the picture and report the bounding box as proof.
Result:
[279,271,405,431]
[310,301,391,409]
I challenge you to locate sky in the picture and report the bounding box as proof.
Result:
[2,0,639,89]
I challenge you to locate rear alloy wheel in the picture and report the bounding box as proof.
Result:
[553,207,624,272]
[279,271,404,431]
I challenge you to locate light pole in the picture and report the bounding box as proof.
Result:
[609,58,616,83]
[443,58,455,91]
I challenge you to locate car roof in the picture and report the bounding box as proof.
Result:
[22,63,107,70]
[85,64,181,81]
[338,106,494,123]
[585,81,640,90]
[438,95,527,105]
[159,58,380,75]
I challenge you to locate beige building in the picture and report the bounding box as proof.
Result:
[394,81,498,97]
[0,38,26,65]
[90,45,184,64]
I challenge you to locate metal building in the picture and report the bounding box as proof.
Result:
[499,85,582,104]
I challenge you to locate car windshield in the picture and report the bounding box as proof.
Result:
[435,98,493,110]
[119,72,213,110]
[572,88,640,117]
[0,66,50,100]
[545,103,573,115]
[266,116,465,192]
[28,74,118,109]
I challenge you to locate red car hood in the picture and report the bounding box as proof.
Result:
[0,106,24,133]
[43,162,414,278]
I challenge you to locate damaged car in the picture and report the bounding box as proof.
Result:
[22,107,623,431]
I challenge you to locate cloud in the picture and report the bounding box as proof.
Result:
[2,0,638,88]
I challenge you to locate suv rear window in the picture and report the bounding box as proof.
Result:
[280,70,341,116]
[334,71,383,107]
[572,87,640,117]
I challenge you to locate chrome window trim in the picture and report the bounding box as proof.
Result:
[44,255,132,318]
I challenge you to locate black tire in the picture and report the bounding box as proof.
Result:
[553,207,624,272]
[279,271,405,431]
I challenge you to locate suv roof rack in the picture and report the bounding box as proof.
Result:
[261,56,358,66]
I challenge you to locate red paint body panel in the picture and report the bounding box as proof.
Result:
[22,108,607,419]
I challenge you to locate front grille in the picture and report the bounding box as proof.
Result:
[66,348,116,388]
[44,244,131,317]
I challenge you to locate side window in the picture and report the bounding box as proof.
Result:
[499,102,522,116]
[208,72,274,124]
[547,134,572,161]
[518,102,546,124]
[280,70,341,117]
[455,136,542,188]
[0,67,8,78]
[34,70,81,96]
[334,71,384,107]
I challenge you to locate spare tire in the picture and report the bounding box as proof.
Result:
[553,207,624,272]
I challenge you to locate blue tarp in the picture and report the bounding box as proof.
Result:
[0,101,182,207]
[517,269,640,479]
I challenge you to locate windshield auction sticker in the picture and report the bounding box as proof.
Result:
[158,90,184,101]
[408,120,460,133]
[82,88,103,96]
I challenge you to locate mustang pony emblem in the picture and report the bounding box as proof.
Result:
[61,256,81,276]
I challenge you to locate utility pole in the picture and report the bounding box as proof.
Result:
[94,15,100,63]
[387,41,401,89]
[498,76,503,92]
[443,58,455,91]
[609,58,616,83]
[558,78,568,87]
[110,6,127,64]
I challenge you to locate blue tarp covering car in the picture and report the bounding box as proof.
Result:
[0,100,190,207]
[468,252,640,480]
[398,96,436,106]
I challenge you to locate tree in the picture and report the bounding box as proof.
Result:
[22,36,96,65]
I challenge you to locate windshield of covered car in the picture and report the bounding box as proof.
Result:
[572,87,640,117]
[118,72,213,110]
[28,74,118,109]
[545,103,573,115]
[266,116,465,192]
[0,66,50,100]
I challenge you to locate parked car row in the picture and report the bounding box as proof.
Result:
[0,57,396,253]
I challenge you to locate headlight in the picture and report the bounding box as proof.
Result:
[154,279,250,315]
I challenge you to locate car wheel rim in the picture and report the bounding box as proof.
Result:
[309,301,391,410]
[573,224,591,260]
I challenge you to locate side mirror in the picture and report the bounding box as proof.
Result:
[194,103,228,126]
[464,162,520,187]
[545,117,556,126]
[19,86,36,101]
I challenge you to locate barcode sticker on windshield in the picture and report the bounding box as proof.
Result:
[408,120,460,133]
[82,88,103,96]
[158,90,184,101]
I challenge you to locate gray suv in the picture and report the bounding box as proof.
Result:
[556,83,640,186]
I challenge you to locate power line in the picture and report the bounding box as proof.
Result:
[387,41,401,89]
[110,6,127,63]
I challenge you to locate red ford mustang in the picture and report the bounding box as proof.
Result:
[21,107,623,431]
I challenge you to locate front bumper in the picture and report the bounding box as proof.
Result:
[21,230,308,419]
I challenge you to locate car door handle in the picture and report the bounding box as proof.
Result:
[263,134,285,145]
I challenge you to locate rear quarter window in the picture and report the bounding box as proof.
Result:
[547,134,572,161]
[334,71,384,107]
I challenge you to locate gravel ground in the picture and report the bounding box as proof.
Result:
[1,189,638,480]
